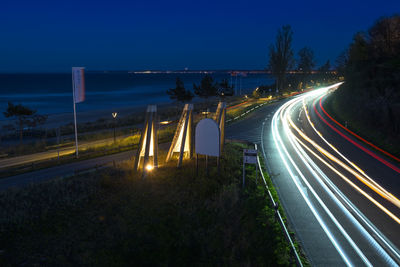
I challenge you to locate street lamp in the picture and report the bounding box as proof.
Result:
[112,112,118,143]
[202,109,210,118]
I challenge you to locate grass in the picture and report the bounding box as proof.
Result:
[257,154,309,265]
[0,142,307,266]
[325,92,400,159]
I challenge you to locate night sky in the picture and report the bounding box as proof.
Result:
[1,0,399,72]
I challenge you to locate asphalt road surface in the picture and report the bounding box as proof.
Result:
[0,134,131,169]
[227,84,400,266]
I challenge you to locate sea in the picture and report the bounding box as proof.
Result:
[0,72,273,120]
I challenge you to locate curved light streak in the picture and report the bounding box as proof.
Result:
[282,99,372,266]
[304,97,400,208]
[271,95,353,266]
[289,111,400,212]
[268,83,400,266]
[284,107,399,265]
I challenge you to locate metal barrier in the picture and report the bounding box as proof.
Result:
[254,143,303,267]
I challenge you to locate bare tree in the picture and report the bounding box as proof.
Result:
[297,47,315,74]
[297,47,315,88]
[268,25,295,93]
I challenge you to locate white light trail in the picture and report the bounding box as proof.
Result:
[267,83,400,266]
[271,95,353,266]
[302,97,400,208]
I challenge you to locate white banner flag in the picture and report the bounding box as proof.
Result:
[72,67,85,103]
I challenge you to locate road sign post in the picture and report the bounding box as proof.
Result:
[243,148,257,188]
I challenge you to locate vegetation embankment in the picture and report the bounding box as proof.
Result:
[327,15,400,158]
[0,142,308,266]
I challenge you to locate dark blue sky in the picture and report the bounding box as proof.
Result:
[1,0,399,72]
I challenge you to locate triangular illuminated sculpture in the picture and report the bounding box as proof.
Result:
[134,105,158,173]
[214,102,226,153]
[166,104,193,167]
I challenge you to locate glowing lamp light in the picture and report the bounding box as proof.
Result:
[160,120,171,125]
[112,112,118,118]
[145,164,153,171]
[134,105,158,173]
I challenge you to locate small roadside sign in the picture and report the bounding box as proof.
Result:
[243,148,258,187]
[243,149,257,164]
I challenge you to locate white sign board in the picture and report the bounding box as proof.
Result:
[243,149,257,164]
[195,118,220,157]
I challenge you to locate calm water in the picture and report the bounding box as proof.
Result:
[0,72,273,119]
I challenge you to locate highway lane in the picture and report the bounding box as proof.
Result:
[266,84,400,266]
[226,96,349,265]
[228,83,400,265]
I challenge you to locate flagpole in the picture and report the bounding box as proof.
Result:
[72,70,79,158]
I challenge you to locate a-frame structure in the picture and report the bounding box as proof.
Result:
[214,102,226,153]
[134,105,158,173]
[166,104,193,167]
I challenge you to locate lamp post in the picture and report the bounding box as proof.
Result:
[202,108,210,118]
[112,112,118,143]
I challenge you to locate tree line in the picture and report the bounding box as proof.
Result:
[267,25,336,95]
[167,24,340,102]
[167,76,234,103]
[334,14,400,137]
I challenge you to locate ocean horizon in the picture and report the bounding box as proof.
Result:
[0,71,273,121]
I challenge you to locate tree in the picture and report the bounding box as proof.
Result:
[319,60,331,72]
[335,50,348,76]
[193,75,218,98]
[268,25,295,93]
[297,47,315,89]
[338,15,400,136]
[3,102,47,144]
[297,47,315,74]
[167,77,194,103]
[218,79,234,96]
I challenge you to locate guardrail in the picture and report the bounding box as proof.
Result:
[254,143,303,267]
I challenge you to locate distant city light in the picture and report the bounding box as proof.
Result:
[112,112,118,118]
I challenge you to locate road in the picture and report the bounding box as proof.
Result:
[2,84,399,265]
[226,84,400,265]
[0,134,130,169]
